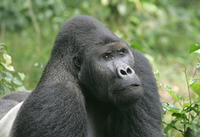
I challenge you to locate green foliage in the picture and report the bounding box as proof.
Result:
[0,43,27,96]
[161,44,200,137]
[2,0,200,89]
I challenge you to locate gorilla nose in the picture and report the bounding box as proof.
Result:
[117,66,134,78]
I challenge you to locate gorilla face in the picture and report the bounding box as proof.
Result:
[77,41,143,108]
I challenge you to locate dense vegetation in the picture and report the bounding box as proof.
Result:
[1,0,200,136]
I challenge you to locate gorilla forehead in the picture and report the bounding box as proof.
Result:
[54,16,121,51]
[91,42,131,55]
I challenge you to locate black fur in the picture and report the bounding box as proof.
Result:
[10,16,162,137]
[0,92,30,119]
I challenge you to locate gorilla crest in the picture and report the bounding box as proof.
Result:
[10,16,163,137]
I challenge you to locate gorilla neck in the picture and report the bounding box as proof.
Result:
[37,60,77,86]
[83,91,113,137]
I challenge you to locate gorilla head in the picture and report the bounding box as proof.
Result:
[10,16,162,137]
[50,16,143,108]
[77,41,142,108]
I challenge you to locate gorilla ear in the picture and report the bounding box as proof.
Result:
[74,57,81,68]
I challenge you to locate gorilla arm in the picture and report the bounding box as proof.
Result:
[0,102,23,137]
[10,82,87,137]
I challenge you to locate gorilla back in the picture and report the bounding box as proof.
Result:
[10,16,163,137]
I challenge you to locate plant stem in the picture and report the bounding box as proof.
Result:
[183,69,191,123]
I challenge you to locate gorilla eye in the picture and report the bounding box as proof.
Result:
[103,53,112,60]
[104,55,110,59]
[74,58,81,67]
[120,52,124,55]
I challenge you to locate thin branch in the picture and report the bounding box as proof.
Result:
[25,0,41,73]
[1,19,6,43]
[27,0,40,51]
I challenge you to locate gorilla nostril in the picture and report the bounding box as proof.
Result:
[120,69,127,75]
[127,68,132,74]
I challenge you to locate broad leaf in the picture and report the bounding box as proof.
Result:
[0,63,14,71]
[190,83,200,96]
[160,83,179,102]
[189,44,200,54]
[3,53,12,65]
[12,77,23,85]
[18,72,25,81]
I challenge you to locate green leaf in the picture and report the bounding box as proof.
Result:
[3,85,10,93]
[0,46,4,50]
[1,70,13,79]
[154,70,159,79]
[195,63,200,74]
[0,83,4,94]
[15,86,27,91]
[189,79,200,87]
[184,127,197,137]
[183,104,199,113]
[3,53,12,65]
[0,43,8,51]
[160,83,179,102]
[190,83,200,96]
[117,4,126,16]
[183,103,190,109]
[191,101,200,105]
[12,77,23,85]
[4,77,12,83]
[189,44,200,54]
[172,113,187,120]
[164,104,181,113]
[0,62,14,71]
[18,72,25,81]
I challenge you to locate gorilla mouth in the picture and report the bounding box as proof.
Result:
[125,84,140,89]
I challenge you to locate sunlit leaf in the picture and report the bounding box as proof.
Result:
[3,53,12,65]
[0,43,8,51]
[164,104,181,113]
[0,46,4,50]
[4,77,12,83]
[117,4,126,16]
[3,85,10,93]
[15,86,27,91]
[194,63,200,75]
[183,103,190,109]
[1,70,13,79]
[18,72,25,81]
[160,83,179,102]
[12,77,23,85]
[189,79,200,87]
[101,0,109,6]
[0,62,14,71]
[189,44,200,54]
[191,101,200,105]
[190,83,200,96]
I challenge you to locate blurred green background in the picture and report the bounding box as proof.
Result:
[1,0,200,97]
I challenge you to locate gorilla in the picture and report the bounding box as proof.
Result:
[10,16,163,137]
[0,102,23,137]
[0,92,29,137]
[1,91,30,102]
[0,91,30,119]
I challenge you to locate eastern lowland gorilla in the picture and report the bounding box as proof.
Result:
[0,91,30,119]
[10,16,163,137]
